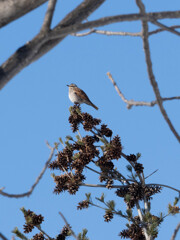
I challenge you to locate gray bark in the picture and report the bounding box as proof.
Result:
[0,0,48,28]
[0,0,105,90]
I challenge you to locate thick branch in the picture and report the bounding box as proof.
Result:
[41,0,57,32]
[1,9,180,90]
[0,143,55,198]
[136,0,180,143]
[0,0,48,28]
[49,10,180,40]
[0,0,105,90]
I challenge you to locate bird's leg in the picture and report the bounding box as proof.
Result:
[74,102,80,107]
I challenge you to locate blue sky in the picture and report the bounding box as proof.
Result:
[0,0,180,239]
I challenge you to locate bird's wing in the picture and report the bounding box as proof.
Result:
[75,87,91,101]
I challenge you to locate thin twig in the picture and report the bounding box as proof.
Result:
[107,72,180,109]
[85,166,101,175]
[72,29,142,37]
[41,0,57,32]
[171,222,180,240]
[81,182,180,193]
[36,226,52,240]
[145,169,158,179]
[0,233,8,240]
[59,212,78,240]
[72,25,180,38]
[136,0,180,143]
[150,19,180,37]
[81,183,124,188]
[149,24,180,35]
[0,142,55,198]
[146,183,180,193]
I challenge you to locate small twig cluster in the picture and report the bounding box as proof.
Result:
[13,105,180,240]
[47,105,180,239]
[13,208,73,240]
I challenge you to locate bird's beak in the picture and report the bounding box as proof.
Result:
[67,84,69,87]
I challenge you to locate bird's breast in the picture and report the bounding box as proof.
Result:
[69,90,83,103]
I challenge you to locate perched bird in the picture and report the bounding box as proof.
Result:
[67,83,98,110]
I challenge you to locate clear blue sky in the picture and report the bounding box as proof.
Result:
[0,0,180,239]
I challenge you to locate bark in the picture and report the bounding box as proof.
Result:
[0,0,48,28]
[0,0,105,90]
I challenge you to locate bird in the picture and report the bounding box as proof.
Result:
[67,83,98,110]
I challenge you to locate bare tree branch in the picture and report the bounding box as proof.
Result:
[49,10,180,41]
[72,25,180,38]
[0,233,8,240]
[72,29,142,37]
[1,9,180,91]
[36,226,52,240]
[150,19,180,36]
[171,222,180,240]
[136,0,180,143]
[145,169,158,179]
[81,183,180,193]
[0,142,55,198]
[0,0,105,90]
[59,212,78,240]
[41,0,57,32]
[0,0,48,29]
[1,9,180,90]
[149,24,180,35]
[107,72,180,109]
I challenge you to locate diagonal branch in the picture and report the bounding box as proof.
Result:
[1,8,180,91]
[136,0,180,143]
[0,233,8,240]
[0,0,48,29]
[149,24,180,35]
[59,212,78,240]
[0,0,105,90]
[107,72,180,109]
[171,222,180,240]
[41,0,57,32]
[0,142,55,198]
[150,19,180,36]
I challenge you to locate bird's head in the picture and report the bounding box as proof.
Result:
[67,83,77,88]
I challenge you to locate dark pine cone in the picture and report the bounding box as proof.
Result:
[104,135,122,161]
[77,200,89,210]
[23,223,34,233]
[100,124,113,137]
[33,233,44,240]
[104,210,114,222]
[68,105,82,132]
[82,113,101,131]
